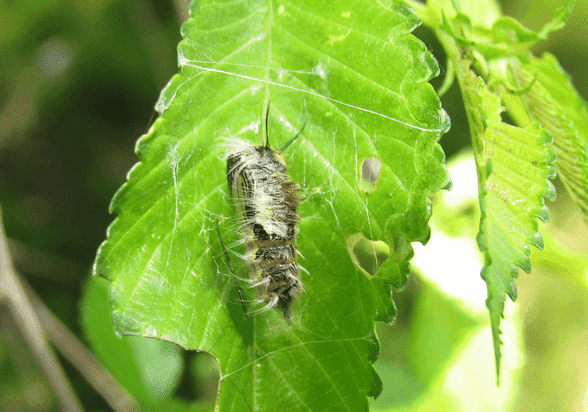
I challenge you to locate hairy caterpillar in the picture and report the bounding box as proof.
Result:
[224,108,304,321]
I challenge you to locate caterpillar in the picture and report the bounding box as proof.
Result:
[224,107,304,321]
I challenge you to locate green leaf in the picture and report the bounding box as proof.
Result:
[491,17,542,45]
[458,63,556,383]
[417,0,581,383]
[93,0,450,410]
[427,1,575,65]
[490,0,575,49]
[495,53,588,224]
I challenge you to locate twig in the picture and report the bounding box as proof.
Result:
[23,280,139,412]
[8,237,83,283]
[0,206,84,412]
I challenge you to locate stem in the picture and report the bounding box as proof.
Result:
[0,205,140,411]
[24,280,139,412]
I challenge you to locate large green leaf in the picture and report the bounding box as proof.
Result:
[93,0,449,410]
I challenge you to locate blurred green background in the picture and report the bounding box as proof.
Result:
[1,0,587,411]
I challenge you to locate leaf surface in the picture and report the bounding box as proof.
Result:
[458,62,556,382]
[496,53,588,224]
[93,0,449,409]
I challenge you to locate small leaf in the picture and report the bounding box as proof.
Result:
[491,0,575,48]
[458,62,556,383]
[434,1,575,63]
[492,17,542,45]
[93,0,450,410]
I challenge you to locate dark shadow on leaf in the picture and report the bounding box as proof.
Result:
[227,286,253,347]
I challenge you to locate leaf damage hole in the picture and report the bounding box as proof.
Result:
[360,157,382,194]
[347,233,390,276]
[499,107,517,126]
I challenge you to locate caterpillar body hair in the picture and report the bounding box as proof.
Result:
[225,128,303,321]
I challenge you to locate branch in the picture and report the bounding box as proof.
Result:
[0,206,84,412]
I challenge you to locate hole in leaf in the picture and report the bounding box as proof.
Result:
[361,157,382,193]
[499,108,517,126]
[347,233,390,276]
